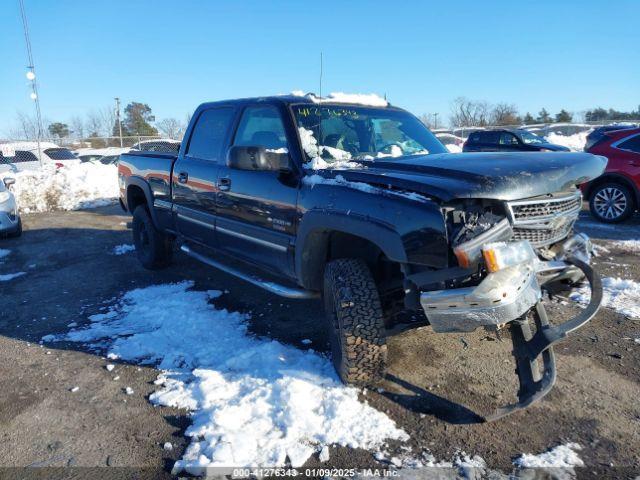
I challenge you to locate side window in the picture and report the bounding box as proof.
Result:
[233,105,287,150]
[499,132,519,145]
[187,107,235,161]
[617,134,640,153]
[482,132,500,144]
[469,133,481,143]
[14,151,39,163]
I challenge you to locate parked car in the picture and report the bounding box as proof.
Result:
[0,142,79,173]
[0,177,21,237]
[131,139,181,153]
[463,129,571,152]
[582,127,640,222]
[118,95,605,420]
[73,147,130,164]
[583,123,638,151]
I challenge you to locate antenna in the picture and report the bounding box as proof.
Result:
[319,52,323,99]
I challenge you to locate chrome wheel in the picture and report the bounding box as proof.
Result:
[593,186,628,220]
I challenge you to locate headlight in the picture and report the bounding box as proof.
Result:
[453,218,513,268]
[482,240,537,273]
[0,191,10,203]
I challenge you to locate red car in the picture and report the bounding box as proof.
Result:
[583,127,640,222]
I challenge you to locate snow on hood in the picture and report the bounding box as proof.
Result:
[45,281,408,473]
[291,91,388,107]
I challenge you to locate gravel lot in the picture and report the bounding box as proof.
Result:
[0,205,639,478]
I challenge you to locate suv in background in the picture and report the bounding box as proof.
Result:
[583,127,640,222]
[463,129,570,153]
[0,142,79,173]
[584,124,638,151]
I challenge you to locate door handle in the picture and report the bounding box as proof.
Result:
[178,172,189,184]
[218,177,231,191]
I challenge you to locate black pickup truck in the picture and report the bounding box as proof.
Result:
[119,94,606,420]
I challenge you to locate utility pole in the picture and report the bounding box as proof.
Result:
[19,0,43,166]
[433,112,439,130]
[115,97,123,147]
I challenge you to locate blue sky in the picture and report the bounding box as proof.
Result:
[1,0,639,134]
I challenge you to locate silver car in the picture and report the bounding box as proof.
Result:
[0,177,21,237]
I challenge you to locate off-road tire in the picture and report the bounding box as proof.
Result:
[589,182,635,223]
[132,205,173,269]
[323,258,388,386]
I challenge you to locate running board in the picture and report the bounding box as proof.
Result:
[180,244,319,300]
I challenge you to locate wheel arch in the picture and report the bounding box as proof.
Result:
[295,211,408,291]
[125,176,159,226]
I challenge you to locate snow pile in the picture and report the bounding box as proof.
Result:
[12,162,118,213]
[48,281,407,473]
[611,239,640,254]
[545,131,590,151]
[571,277,640,319]
[445,144,462,153]
[514,443,583,475]
[112,244,135,255]
[292,91,388,107]
[0,272,26,282]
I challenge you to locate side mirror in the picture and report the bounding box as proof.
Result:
[227,145,291,172]
[3,177,15,187]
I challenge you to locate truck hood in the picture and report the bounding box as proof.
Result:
[321,152,607,201]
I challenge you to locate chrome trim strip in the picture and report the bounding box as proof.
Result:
[180,245,318,299]
[216,226,288,252]
[177,213,216,230]
[153,199,173,210]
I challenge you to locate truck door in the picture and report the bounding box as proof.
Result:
[171,106,236,246]
[215,104,298,278]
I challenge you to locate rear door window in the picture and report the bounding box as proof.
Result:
[617,134,640,153]
[186,107,235,161]
[12,151,39,163]
[481,132,500,144]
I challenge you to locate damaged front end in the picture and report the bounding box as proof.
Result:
[410,191,603,421]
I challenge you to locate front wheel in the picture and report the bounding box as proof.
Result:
[589,183,635,223]
[323,258,388,386]
[132,205,173,269]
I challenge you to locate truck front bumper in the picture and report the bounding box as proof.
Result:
[419,233,603,421]
[420,233,597,333]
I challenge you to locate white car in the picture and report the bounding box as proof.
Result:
[0,177,21,237]
[0,142,80,174]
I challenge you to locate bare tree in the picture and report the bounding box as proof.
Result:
[85,110,104,136]
[156,117,186,140]
[70,115,85,139]
[491,103,520,125]
[449,97,492,127]
[8,111,39,139]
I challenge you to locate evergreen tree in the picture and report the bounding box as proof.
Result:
[124,102,158,136]
[522,113,535,124]
[555,109,573,123]
[48,122,70,138]
[536,108,552,123]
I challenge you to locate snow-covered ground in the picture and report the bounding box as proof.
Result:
[571,276,640,320]
[44,281,408,474]
[112,244,135,255]
[545,131,590,151]
[514,443,583,480]
[12,162,118,213]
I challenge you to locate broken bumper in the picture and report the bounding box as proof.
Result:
[420,234,603,420]
[420,233,595,333]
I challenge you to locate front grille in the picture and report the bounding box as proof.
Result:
[507,191,582,247]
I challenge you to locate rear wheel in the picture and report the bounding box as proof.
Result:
[589,182,635,223]
[323,258,388,386]
[132,205,173,269]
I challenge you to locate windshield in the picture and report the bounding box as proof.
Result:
[45,148,77,160]
[518,130,546,145]
[292,104,447,164]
